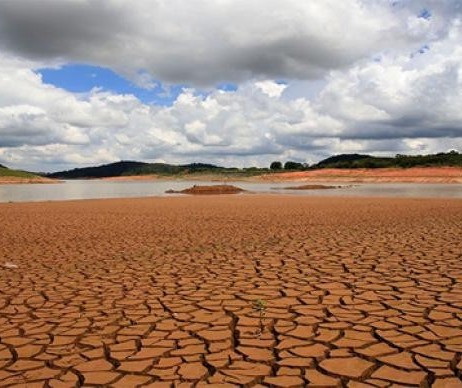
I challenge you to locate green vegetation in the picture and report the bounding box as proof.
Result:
[313,150,462,169]
[0,165,39,179]
[36,150,462,180]
[270,151,462,171]
[271,160,308,170]
[284,161,306,170]
[270,161,282,170]
[48,161,208,179]
[47,160,271,179]
[252,299,267,336]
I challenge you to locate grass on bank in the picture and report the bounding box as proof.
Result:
[0,167,40,179]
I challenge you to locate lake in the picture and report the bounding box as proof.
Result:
[0,180,461,203]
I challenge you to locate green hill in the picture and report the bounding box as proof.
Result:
[313,151,462,169]
[47,161,227,179]
[315,154,373,168]
[34,150,462,180]
[0,165,40,179]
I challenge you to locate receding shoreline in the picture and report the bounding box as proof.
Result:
[258,166,462,184]
[0,176,60,184]
[96,166,462,184]
[4,166,459,185]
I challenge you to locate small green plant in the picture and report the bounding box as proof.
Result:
[252,299,267,336]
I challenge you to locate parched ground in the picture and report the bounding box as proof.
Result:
[0,196,462,387]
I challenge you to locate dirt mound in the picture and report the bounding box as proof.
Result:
[166,184,246,195]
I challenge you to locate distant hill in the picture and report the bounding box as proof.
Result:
[313,151,462,169]
[0,165,42,179]
[47,160,222,179]
[42,151,462,180]
[0,163,5,169]
[316,154,372,167]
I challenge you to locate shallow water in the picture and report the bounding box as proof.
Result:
[0,180,461,203]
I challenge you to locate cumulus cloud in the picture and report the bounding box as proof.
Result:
[317,19,462,140]
[0,1,461,171]
[0,0,412,86]
[0,54,338,170]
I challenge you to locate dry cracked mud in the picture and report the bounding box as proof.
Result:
[0,195,461,387]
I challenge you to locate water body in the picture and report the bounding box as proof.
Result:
[0,180,461,203]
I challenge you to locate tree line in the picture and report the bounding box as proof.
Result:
[270,150,462,170]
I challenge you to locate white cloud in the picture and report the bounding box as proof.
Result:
[317,18,462,140]
[0,0,409,86]
[255,81,287,98]
[0,1,461,171]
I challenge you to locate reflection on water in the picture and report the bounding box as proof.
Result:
[0,180,461,203]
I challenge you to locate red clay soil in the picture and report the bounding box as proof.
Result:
[1,196,462,386]
[166,184,245,195]
[261,167,462,183]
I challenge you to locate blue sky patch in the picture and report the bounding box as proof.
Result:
[217,83,238,92]
[418,9,432,20]
[37,64,182,106]
[419,44,430,54]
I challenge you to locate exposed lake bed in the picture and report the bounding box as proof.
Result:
[1,195,461,386]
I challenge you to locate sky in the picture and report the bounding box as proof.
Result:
[0,0,461,172]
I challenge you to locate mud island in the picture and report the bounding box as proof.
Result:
[166,184,246,195]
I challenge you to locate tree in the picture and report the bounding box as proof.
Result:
[270,161,282,170]
[284,161,304,170]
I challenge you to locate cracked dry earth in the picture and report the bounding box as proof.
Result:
[0,196,462,388]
